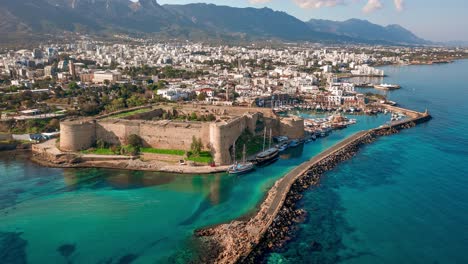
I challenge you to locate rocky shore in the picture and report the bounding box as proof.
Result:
[194,111,431,264]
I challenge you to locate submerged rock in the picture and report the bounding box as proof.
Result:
[0,232,28,264]
[57,243,76,258]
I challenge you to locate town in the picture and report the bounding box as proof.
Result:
[0,40,463,172]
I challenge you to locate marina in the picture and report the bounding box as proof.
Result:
[196,105,432,264]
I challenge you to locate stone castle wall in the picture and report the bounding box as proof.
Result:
[60,112,304,165]
[209,113,262,165]
[60,121,96,152]
[280,118,305,139]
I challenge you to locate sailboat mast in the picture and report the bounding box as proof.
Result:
[269,128,272,149]
[233,140,236,163]
[263,127,266,152]
[243,144,246,163]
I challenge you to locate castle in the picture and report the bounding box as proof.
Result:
[59,106,304,165]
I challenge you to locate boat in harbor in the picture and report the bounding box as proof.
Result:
[228,161,255,175]
[256,147,279,166]
[374,83,401,90]
[277,142,289,152]
[289,139,302,148]
[228,144,255,175]
[256,128,279,166]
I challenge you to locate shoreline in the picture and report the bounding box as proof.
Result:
[30,154,230,175]
[194,105,431,264]
[30,138,230,175]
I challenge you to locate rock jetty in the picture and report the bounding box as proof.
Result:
[195,108,431,264]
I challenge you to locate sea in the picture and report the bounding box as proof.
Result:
[1,60,467,264]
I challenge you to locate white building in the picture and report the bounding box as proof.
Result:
[93,70,122,84]
[157,88,189,101]
[351,64,384,76]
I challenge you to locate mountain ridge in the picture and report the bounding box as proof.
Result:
[0,0,430,45]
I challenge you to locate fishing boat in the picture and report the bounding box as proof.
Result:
[228,144,255,175]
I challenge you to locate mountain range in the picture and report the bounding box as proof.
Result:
[0,0,430,45]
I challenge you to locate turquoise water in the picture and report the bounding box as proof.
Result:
[267,60,468,263]
[0,115,387,262]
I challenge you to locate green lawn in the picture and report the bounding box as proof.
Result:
[187,151,213,163]
[107,108,152,119]
[80,147,213,163]
[141,148,186,156]
[81,148,116,155]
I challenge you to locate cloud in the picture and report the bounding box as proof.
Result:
[248,0,272,4]
[248,0,404,12]
[394,0,404,11]
[292,0,346,9]
[362,0,383,13]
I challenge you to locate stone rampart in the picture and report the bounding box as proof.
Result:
[60,120,96,152]
[279,117,305,139]
[60,110,304,165]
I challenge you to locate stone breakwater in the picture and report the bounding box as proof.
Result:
[195,109,431,264]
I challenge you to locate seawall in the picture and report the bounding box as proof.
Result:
[195,107,431,264]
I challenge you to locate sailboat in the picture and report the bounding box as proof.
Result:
[228,143,255,175]
[256,128,279,166]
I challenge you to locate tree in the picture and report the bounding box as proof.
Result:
[190,136,202,157]
[207,113,216,121]
[46,119,60,132]
[126,95,145,107]
[190,112,198,121]
[95,139,107,149]
[68,82,79,90]
[127,134,143,148]
[80,102,101,116]
[105,98,125,112]
[197,93,207,101]
[127,134,143,155]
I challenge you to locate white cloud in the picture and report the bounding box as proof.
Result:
[394,0,404,11]
[248,0,272,4]
[362,0,383,13]
[292,0,346,9]
[247,0,404,12]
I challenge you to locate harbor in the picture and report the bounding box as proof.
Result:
[195,105,431,263]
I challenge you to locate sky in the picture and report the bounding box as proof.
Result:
[155,0,468,42]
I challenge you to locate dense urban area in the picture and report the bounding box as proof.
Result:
[1,40,466,124]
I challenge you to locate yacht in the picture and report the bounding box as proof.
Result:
[228,162,255,175]
[256,128,279,166]
[228,144,255,175]
[256,147,279,166]
[374,83,401,90]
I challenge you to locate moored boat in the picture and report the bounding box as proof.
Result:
[277,142,288,152]
[228,162,255,175]
[288,139,302,148]
[256,147,279,166]
[228,144,255,175]
[374,83,401,90]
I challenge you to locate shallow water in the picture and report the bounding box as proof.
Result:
[0,114,387,263]
[266,60,468,264]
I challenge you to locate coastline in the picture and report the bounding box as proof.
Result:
[194,105,431,264]
[30,153,230,174]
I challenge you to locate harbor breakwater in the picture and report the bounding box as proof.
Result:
[195,106,431,264]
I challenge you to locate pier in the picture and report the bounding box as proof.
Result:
[196,106,432,264]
